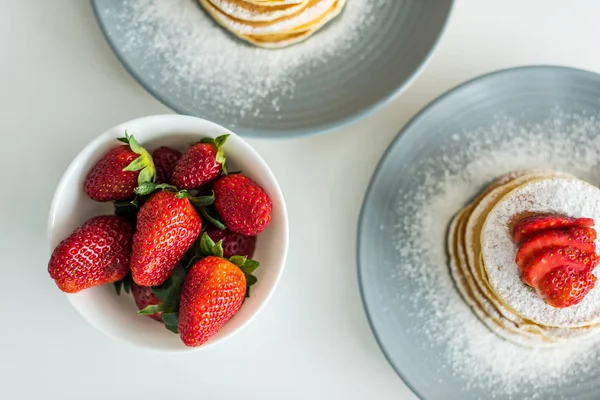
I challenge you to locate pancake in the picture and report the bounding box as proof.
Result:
[200,0,345,36]
[448,170,600,346]
[200,0,345,48]
[482,177,600,328]
[239,0,344,48]
[208,0,311,22]
[243,0,305,6]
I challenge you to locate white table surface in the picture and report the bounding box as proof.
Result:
[3,0,600,399]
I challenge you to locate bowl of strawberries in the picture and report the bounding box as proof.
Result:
[47,114,288,351]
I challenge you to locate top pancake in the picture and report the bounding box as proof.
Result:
[481,177,600,328]
[208,0,311,22]
[243,0,305,6]
[200,0,345,48]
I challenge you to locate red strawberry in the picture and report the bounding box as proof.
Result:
[48,216,133,293]
[205,226,257,258]
[171,135,229,190]
[84,132,155,202]
[152,146,182,184]
[513,215,594,244]
[213,174,272,236]
[178,256,246,347]
[537,266,596,308]
[131,282,163,321]
[521,247,599,287]
[130,190,202,286]
[515,227,597,269]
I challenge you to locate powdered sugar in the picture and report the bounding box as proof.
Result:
[392,110,600,397]
[102,0,379,124]
[482,177,600,327]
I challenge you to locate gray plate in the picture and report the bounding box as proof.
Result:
[358,66,600,399]
[92,0,453,138]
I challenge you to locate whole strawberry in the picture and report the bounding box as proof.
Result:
[48,216,133,293]
[213,174,272,236]
[177,234,259,346]
[152,146,182,184]
[84,131,155,202]
[205,226,256,258]
[171,135,229,190]
[130,190,202,286]
[178,256,246,346]
[131,282,163,321]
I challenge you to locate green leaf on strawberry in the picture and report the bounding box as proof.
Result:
[135,264,186,334]
[161,312,179,334]
[119,131,156,186]
[122,275,132,294]
[228,253,260,297]
[138,303,170,315]
[200,134,229,175]
[134,182,177,196]
[199,206,226,230]
[114,280,122,295]
[195,233,260,297]
[150,264,187,305]
[176,191,215,207]
[134,183,215,209]
[113,273,133,296]
[199,232,224,259]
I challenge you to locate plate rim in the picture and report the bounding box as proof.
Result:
[91,0,455,138]
[355,64,600,399]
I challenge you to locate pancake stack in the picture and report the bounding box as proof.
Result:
[199,0,347,48]
[448,170,600,347]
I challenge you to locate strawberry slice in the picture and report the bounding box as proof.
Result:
[515,227,597,270]
[537,266,597,308]
[513,215,594,244]
[521,247,599,287]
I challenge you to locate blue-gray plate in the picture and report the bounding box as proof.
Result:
[92,0,453,138]
[358,66,600,399]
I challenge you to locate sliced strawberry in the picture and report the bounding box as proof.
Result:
[513,215,594,244]
[515,227,597,269]
[521,247,599,287]
[537,266,597,308]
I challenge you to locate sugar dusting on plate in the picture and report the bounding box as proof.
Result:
[393,110,600,398]
[102,0,379,124]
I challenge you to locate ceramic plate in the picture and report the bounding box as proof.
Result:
[358,66,600,399]
[92,0,452,138]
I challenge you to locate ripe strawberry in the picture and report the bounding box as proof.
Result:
[521,247,599,287]
[131,282,163,321]
[178,256,246,347]
[130,190,202,286]
[171,135,229,190]
[205,226,256,258]
[537,266,596,308]
[213,174,272,236]
[515,227,597,269]
[84,132,155,202]
[513,215,594,244]
[48,216,133,293]
[152,146,182,184]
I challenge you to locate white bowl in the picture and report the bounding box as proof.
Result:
[47,115,289,352]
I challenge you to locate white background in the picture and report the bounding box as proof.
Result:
[2,1,600,399]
